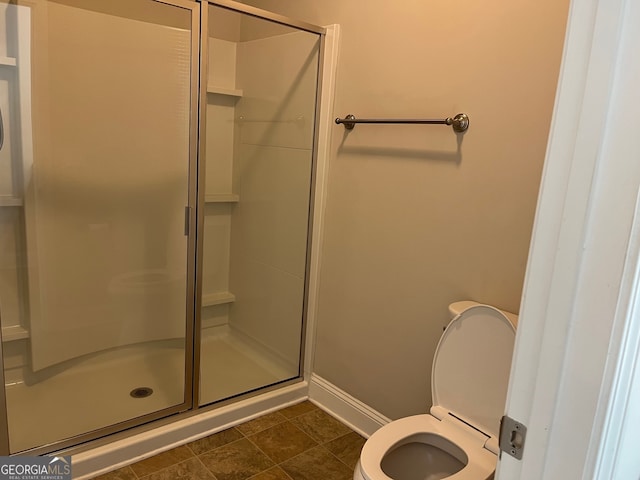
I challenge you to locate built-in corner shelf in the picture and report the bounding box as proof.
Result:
[0,196,23,207]
[205,193,239,204]
[0,56,17,67]
[202,291,236,307]
[206,85,243,98]
[2,325,29,342]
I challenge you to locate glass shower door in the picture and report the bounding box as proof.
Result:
[199,4,320,405]
[0,0,198,453]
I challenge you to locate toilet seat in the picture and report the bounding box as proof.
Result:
[431,304,516,442]
[358,414,496,480]
[356,303,517,480]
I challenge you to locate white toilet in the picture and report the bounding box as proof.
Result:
[354,301,517,480]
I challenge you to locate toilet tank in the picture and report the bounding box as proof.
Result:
[448,300,518,327]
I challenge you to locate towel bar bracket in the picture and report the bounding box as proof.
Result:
[449,113,469,133]
[340,114,357,130]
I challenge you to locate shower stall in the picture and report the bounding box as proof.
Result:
[0,0,327,456]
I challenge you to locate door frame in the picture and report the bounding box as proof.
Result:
[497,0,640,477]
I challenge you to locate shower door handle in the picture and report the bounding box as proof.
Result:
[0,107,4,151]
[184,206,191,236]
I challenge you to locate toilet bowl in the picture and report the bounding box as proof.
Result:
[354,301,517,480]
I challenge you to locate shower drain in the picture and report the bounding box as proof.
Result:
[130,387,154,398]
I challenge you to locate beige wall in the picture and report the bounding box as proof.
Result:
[238,0,569,419]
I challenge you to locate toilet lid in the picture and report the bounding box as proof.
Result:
[431,305,516,440]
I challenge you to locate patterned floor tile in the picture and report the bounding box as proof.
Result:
[92,466,137,480]
[91,400,360,480]
[324,431,366,469]
[235,411,287,436]
[290,409,352,443]
[199,438,274,480]
[129,445,194,477]
[276,401,318,419]
[247,466,292,480]
[280,446,353,480]
[188,427,244,455]
[248,421,318,464]
[138,457,214,480]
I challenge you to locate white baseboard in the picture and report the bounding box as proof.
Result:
[72,382,308,479]
[308,374,390,438]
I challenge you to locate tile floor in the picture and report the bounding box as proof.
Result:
[93,401,365,480]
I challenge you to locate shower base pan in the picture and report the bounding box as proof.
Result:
[5,325,293,453]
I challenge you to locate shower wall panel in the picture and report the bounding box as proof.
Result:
[25,3,191,370]
[200,37,239,330]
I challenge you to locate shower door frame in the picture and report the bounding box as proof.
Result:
[0,0,202,456]
[193,0,327,407]
[0,0,330,457]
